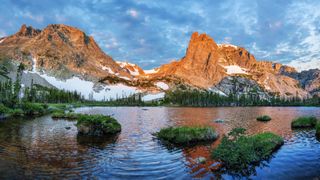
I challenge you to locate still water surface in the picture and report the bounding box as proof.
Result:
[0,107,320,179]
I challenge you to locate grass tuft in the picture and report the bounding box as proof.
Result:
[291,116,318,128]
[52,112,121,136]
[155,126,218,145]
[212,128,284,174]
[256,115,272,122]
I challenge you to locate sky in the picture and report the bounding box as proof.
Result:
[0,0,319,71]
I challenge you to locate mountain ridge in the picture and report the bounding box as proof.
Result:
[0,24,319,100]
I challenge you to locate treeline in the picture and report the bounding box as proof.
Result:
[0,63,84,108]
[163,90,320,107]
[88,94,159,106]
[0,80,84,107]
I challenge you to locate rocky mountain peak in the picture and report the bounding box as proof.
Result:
[16,24,41,38]
[185,32,218,60]
[38,24,95,48]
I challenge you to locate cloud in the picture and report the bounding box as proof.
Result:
[281,1,320,70]
[0,0,319,70]
[126,9,139,18]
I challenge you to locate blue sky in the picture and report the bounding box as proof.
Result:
[0,0,319,71]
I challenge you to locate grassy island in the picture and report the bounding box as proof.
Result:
[76,114,121,136]
[256,115,272,122]
[155,126,218,145]
[52,112,121,136]
[291,116,318,128]
[212,128,284,173]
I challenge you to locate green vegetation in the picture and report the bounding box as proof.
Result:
[212,128,284,175]
[76,114,121,136]
[52,112,121,136]
[155,126,218,145]
[163,89,320,107]
[21,103,47,115]
[291,116,318,128]
[0,103,49,118]
[316,123,320,138]
[52,112,78,119]
[0,62,83,119]
[257,115,272,121]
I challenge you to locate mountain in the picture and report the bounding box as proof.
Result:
[0,25,319,100]
[0,24,130,80]
[145,32,309,98]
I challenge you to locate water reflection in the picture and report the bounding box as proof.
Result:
[0,107,319,179]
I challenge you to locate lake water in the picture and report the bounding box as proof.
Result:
[0,107,320,179]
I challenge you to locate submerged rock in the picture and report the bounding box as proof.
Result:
[195,157,206,164]
[214,119,224,123]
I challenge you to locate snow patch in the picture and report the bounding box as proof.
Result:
[32,57,37,72]
[218,44,238,49]
[116,61,140,76]
[118,76,131,81]
[155,82,169,90]
[209,88,227,96]
[0,38,5,44]
[102,66,115,74]
[29,71,138,100]
[129,69,140,76]
[44,75,138,100]
[223,65,248,75]
[144,69,159,74]
[116,61,136,68]
[142,92,165,101]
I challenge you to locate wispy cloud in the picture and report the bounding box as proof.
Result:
[0,0,318,70]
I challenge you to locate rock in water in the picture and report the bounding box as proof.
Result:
[195,157,206,164]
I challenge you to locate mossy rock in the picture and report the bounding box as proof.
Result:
[212,129,284,173]
[76,114,121,136]
[291,116,318,128]
[256,115,271,121]
[52,112,121,136]
[155,126,218,145]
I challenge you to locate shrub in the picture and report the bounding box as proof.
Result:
[9,109,24,117]
[76,114,121,136]
[291,116,318,128]
[212,128,284,174]
[257,115,272,122]
[0,104,11,115]
[21,103,47,115]
[155,126,218,145]
[52,112,78,119]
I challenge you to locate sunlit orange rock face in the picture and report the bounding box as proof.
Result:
[0,25,318,98]
[153,32,309,98]
[0,24,130,80]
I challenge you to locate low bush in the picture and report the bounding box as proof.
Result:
[291,116,318,128]
[21,103,47,115]
[0,104,11,115]
[155,126,218,145]
[76,114,121,136]
[212,128,284,174]
[9,109,24,117]
[52,112,78,119]
[257,115,272,122]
